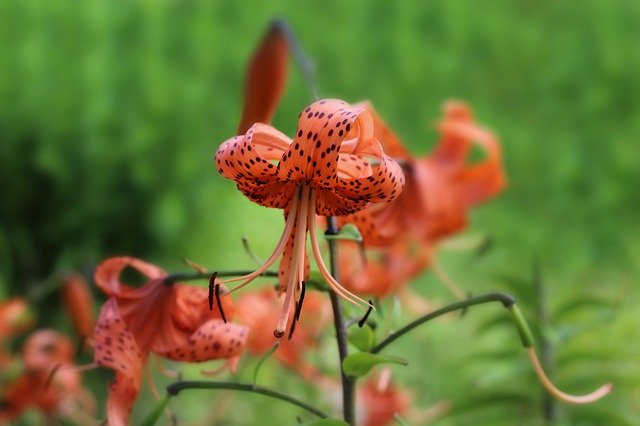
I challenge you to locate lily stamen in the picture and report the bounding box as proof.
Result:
[527,347,613,404]
[221,191,301,294]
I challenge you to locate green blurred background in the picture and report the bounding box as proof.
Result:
[0,0,638,424]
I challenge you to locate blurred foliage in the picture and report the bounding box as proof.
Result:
[0,0,638,425]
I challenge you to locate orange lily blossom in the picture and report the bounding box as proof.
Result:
[235,287,331,379]
[215,99,405,337]
[358,369,411,426]
[0,330,92,423]
[0,298,34,341]
[337,101,505,297]
[343,100,506,246]
[92,256,248,426]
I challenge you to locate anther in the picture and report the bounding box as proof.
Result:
[294,281,306,323]
[287,317,298,340]
[44,363,63,390]
[358,300,374,327]
[208,272,217,311]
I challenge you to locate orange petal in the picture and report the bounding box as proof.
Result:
[355,101,412,158]
[94,300,145,426]
[277,100,373,186]
[158,319,248,362]
[94,256,166,297]
[215,124,295,208]
[238,21,289,134]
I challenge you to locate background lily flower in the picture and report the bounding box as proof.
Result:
[92,256,248,425]
[235,287,331,379]
[357,369,412,426]
[346,101,506,245]
[338,101,505,298]
[0,298,35,341]
[215,99,405,337]
[0,330,91,423]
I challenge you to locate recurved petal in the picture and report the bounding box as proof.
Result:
[238,21,289,134]
[216,124,296,208]
[158,319,248,362]
[94,300,144,389]
[94,257,166,297]
[355,101,412,159]
[277,100,373,187]
[334,145,405,206]
[94,300,144,426]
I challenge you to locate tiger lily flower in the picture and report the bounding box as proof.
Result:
[358,369,412,426]
[215,99,405,337]
[343,100,506,246]
[0,330,92,423]
[93,256,248,426]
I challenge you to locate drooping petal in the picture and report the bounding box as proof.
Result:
[94,300,144,426]
[158,319,248,362]
[94,256,166,298]
[355,101,412,159]
[216,124,296,208]
[238,21,289,134]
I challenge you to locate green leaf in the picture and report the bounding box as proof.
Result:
[342,352,408,378]
[324,224,363,242]
[348,324,376,352]
[302,419,349,426]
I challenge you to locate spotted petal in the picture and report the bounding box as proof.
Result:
[94,299,144,426]
[94,256,166,298]
[158,319,248,362]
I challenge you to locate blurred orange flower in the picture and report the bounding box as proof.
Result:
[340,101,505,297]
[235,287,331,379]
[92,256,248,426]
[0,330,91,423]
[0,298,34,341]
[358,369,411,426]
[215,99,405,337]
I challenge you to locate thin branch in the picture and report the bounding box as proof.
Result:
[372,293,518,354]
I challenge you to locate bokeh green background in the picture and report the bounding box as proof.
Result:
[0,1,638,425]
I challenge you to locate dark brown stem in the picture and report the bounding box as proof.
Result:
[326,216,356,425]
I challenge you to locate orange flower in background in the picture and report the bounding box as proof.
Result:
[215,99,405,337]
[0,330,91,423]
[358,369,411,426]
[338,101,505,297]
[340,240,432,299]
[93,256,249,426]
[348,101,505,245]
[0,298,35,341]
[235,287,331,379]
[62,273,95,340]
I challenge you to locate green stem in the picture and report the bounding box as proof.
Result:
[326,216,356,425]
[142,381,328,425]
[372,292,534,354]
[141,394,172,426]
